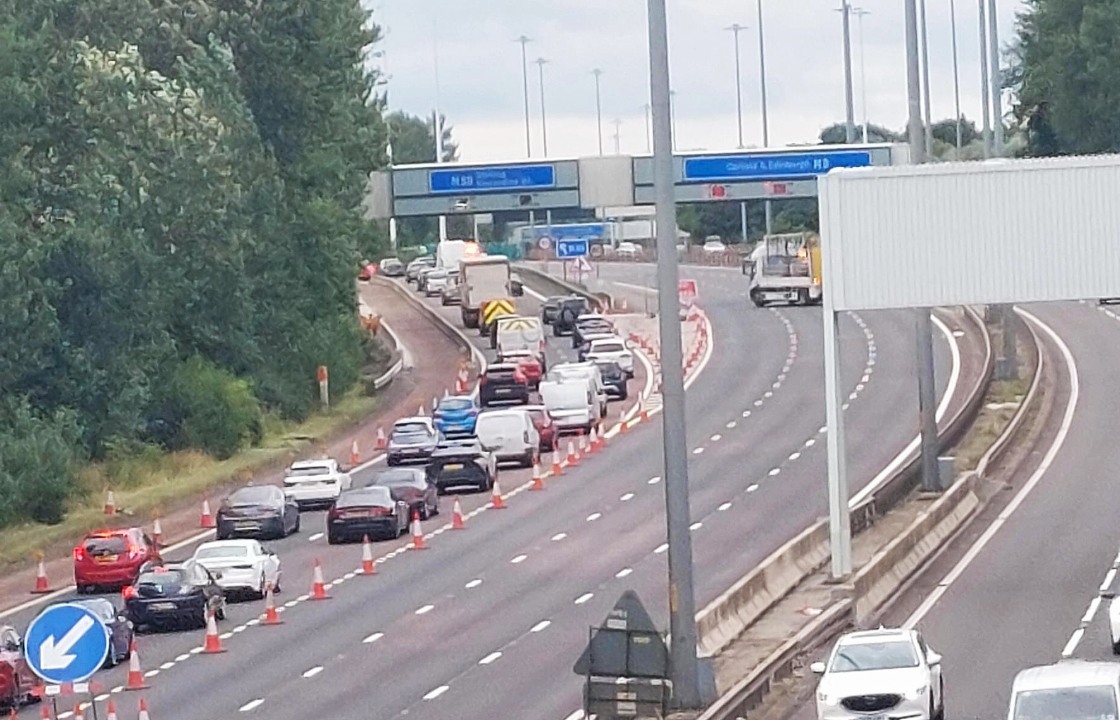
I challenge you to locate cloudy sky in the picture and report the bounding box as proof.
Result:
[369,0,1026,163]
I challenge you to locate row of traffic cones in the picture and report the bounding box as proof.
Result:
[50,697,150,720]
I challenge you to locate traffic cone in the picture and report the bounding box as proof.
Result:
[124,641,149,690]
[309,559,330,600]
[451,498,465,529]
[137,698,152,720]
[640,404,650,423]
[589,427,601,453]
[375,426,387,450]
[432,395,439,411]
[199,498,215,529]
[410,512,427,550]
[530,462,545,491]
[72,703,83,720]
[349,440,360,467]
[103,489,116,515]
[39,703,50,719]
[202,611,225,654]
[597,423,608,449]
[443,387,450,398]
[30,557,50,594]
[579,431,589,455]
[567,439,579,466]
[418,403,426,416]
[262,584,283,625]
[106,698,119,720]
[361,535,376,575]
[151,517,163,546]
[491,480,506,509]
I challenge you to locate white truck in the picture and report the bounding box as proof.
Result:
[495,316,545,364]
[459,255,513,329]
[436,239,475,271]
[745,232,823,307]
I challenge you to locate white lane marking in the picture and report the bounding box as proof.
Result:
[692,447,704,455]
[552,533,567,541]
[308,532,323,542]
[768,468,781,477]
[654,543,669,554]
[479,651,502,665]
[620,492,635,502]
[240,699,265,712]
[423,685,450,701]
[587,512,602,522]
[747,484,759,493]
[742,410,752,417]
[805,438,816,448]
[511,554,528,564]
[753,399,763,407]
[95,694,109,702]
[531,620,551,633]
[789,451,801,461]
[616,568,633,578]
[690,521,703,531]
[160,661,174,670]
[220,632,234,640]
[302,666,323,678]
[1102,568,1117,593]
[726,421,737,429]
[175,653,190,662]
[1062,628,1086,658]
[1083,596,1102,624]
[718,501,732,511]
[563,711,586,720]
[144,670,159,678]
[415,604,434,615]
[465,578,483,589]
[648,476,661,485]
[904,308,1079,628]
[575,592,594,604]
[363,632,384,644]
[710,434,722,442]
[764,391,773,398]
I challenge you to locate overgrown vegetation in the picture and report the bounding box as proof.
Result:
[0,0,390,529]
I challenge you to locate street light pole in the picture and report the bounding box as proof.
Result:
[726,23,747,148]
[949,0,963,150]
[612,118,622,154]
[978,0,992,158]
[593,68,604,156]
[516,35,532,157]
[757,0,774,234]
[670,89,678,150]
[535,57,549,156]
[852,8,870,143]
[919,0,934,156]
[644,103,652,153]
[837,1,857,143]
[987,0,1005,155]
[433,23,448,242]
[646,0,702,707]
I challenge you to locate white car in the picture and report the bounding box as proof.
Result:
[424,269,450,296]
[702,239,728,254]
[585,336,634,378]
[190,539,282,598]
[282,458,353,509]
[811,628,944,720]
[616,242,641,259]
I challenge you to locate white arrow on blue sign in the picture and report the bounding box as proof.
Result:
[25,603,110,685]
[555,238,589,259]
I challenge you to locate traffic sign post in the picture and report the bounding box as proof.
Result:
[25,604,111,686]
[555,238,590,259]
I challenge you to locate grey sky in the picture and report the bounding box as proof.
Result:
[371,1,1025,162]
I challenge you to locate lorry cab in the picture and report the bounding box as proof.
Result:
[747,232,823,308]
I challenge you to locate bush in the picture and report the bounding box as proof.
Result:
[0,399,83,527]
[167,357,263,460]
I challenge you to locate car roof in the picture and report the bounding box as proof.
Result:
[84,527,140,539]
[486,363,520,372]
[394,416,432,426]
[586,334,620,344]
[478,408,528,419]
[837,628,915,646]
[1013,661,1120,691]
[290,459,336,469]
[439,395,475,404]
[196,539,258,550]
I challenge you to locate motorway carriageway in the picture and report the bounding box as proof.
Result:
[781,301,1120,720]
[9,267,968,720]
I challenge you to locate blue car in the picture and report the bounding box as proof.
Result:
[433,396,480,437]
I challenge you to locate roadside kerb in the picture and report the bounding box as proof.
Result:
[514,264,612,312]
[357,296,407,390]
[697,306,1045,720]
[694,305,993,660]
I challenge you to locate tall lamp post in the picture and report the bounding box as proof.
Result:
[612,118,622,154]
[949,0,963,149]
[669,89,678,149]
[919,0,934,156]
[592,68,604,155]
[725,23,747,148]
[643,103,652,152]
[535,57,550,156]
[836,1,857,143]
[852,8,870,143]
[516,35,532,157]
[757,0,774,234]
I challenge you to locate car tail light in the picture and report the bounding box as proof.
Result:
[73,546,86,562]
[327,506,339,520]
[514,369,527,384]
[122,585,137,599]
[370,507,392,517]
[127,543,144,560]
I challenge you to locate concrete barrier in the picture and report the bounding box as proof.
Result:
[514,264,612,312]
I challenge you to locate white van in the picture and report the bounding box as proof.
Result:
[539,380,595,434]
[1008,661,1120,720]
[546,362,608,419]
[474,409,539,468]
[496,316,545,361]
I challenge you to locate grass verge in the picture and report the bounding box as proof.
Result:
[0,390,380,569]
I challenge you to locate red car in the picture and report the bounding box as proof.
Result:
[500,352,543,390]
[358,262,377,281]
[74,528,162,593]
[0,626,34,711]
[524,404,557,453]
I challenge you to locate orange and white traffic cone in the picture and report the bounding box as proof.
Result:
[410,512,427,550]
[137,698,152,720]
[30,557,50,594]
[124,641,149,690]
[262,584,283,625]
[432,395,439,411]
[551,441,563,475]
[151,517,163,546]
[567,440,579,466]
[103,489,116,515]
[202,611,225,654]
[199,498,215,529]
[579,431,589,455]
[530,462,545,491]
[39,703,50,720]
[451,499,465,530]
[361,536,376,575]
[640,404,650,423]
[105,698,119,720]
[589,427,601,453]
[620,418,630,433]
[309,559,330,600]
[349,440,360,467]
[375,427,387,450]
[72,703,84,720]
[597,423,608,449]
[418,403,426,416]
[491,480,506,509]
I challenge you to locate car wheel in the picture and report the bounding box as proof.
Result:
[76,583,93,595]
[430,500,440,516]
[934,679,945,720]
[327,531,340,545]
[216,601,227,621]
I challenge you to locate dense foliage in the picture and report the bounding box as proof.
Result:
[0,0,389,526]
[385,111,464,247]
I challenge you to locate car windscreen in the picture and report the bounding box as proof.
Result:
[286,465,331,477]
[439,399,475,413]
[476,415,524,436]
[337,488,393,508]
[541,386,587,410]
[594,362,623,378]
[136,569,187,586]
[195,545,250,560]
[1013,686,1120,720]
[591,342,625,354]
[372,469,423,487]
[828,641,919,672]
[229,486,276,504]
[72,599,115,621]
[83,535,128,554]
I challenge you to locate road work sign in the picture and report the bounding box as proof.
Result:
[25,603,110,685]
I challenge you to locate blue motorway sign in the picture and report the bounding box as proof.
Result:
[541,223,606,240]
[25,603,110,685]
[556,238,590,259]
[681,150,872,183]
[429,164,557,195]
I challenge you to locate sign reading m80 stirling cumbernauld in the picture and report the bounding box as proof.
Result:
[428,164,556,194]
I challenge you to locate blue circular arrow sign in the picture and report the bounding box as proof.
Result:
[25,603,110,685]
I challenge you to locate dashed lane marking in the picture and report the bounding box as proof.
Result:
[423,685,450,701]
[415,604,434,615]
[574,592,594,605]
[239,699,265,712]
[530,620,551,632]
[363,632,384,644]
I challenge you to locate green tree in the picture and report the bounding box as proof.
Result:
[384,111,460,248]
[931,117,981,147]
[819,122,903,144]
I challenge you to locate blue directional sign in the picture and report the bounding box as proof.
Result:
[556,238,590,259]
[429,164,557,195]
[544,223,606,240]
[25,603,110,685]
[681,150,873,183]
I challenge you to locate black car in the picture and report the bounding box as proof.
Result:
[45,598,133,667]
[572,318,615,349]
[386,419,441,466]
[478,363,531,407]
[365,468,440,520]
[426,439,497,494]
[593,359,629,400]
[552,297,591,336]
[124,564,226,632]
[327,487,409,543]
[215,485,300,541]
[540,296,565,325]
